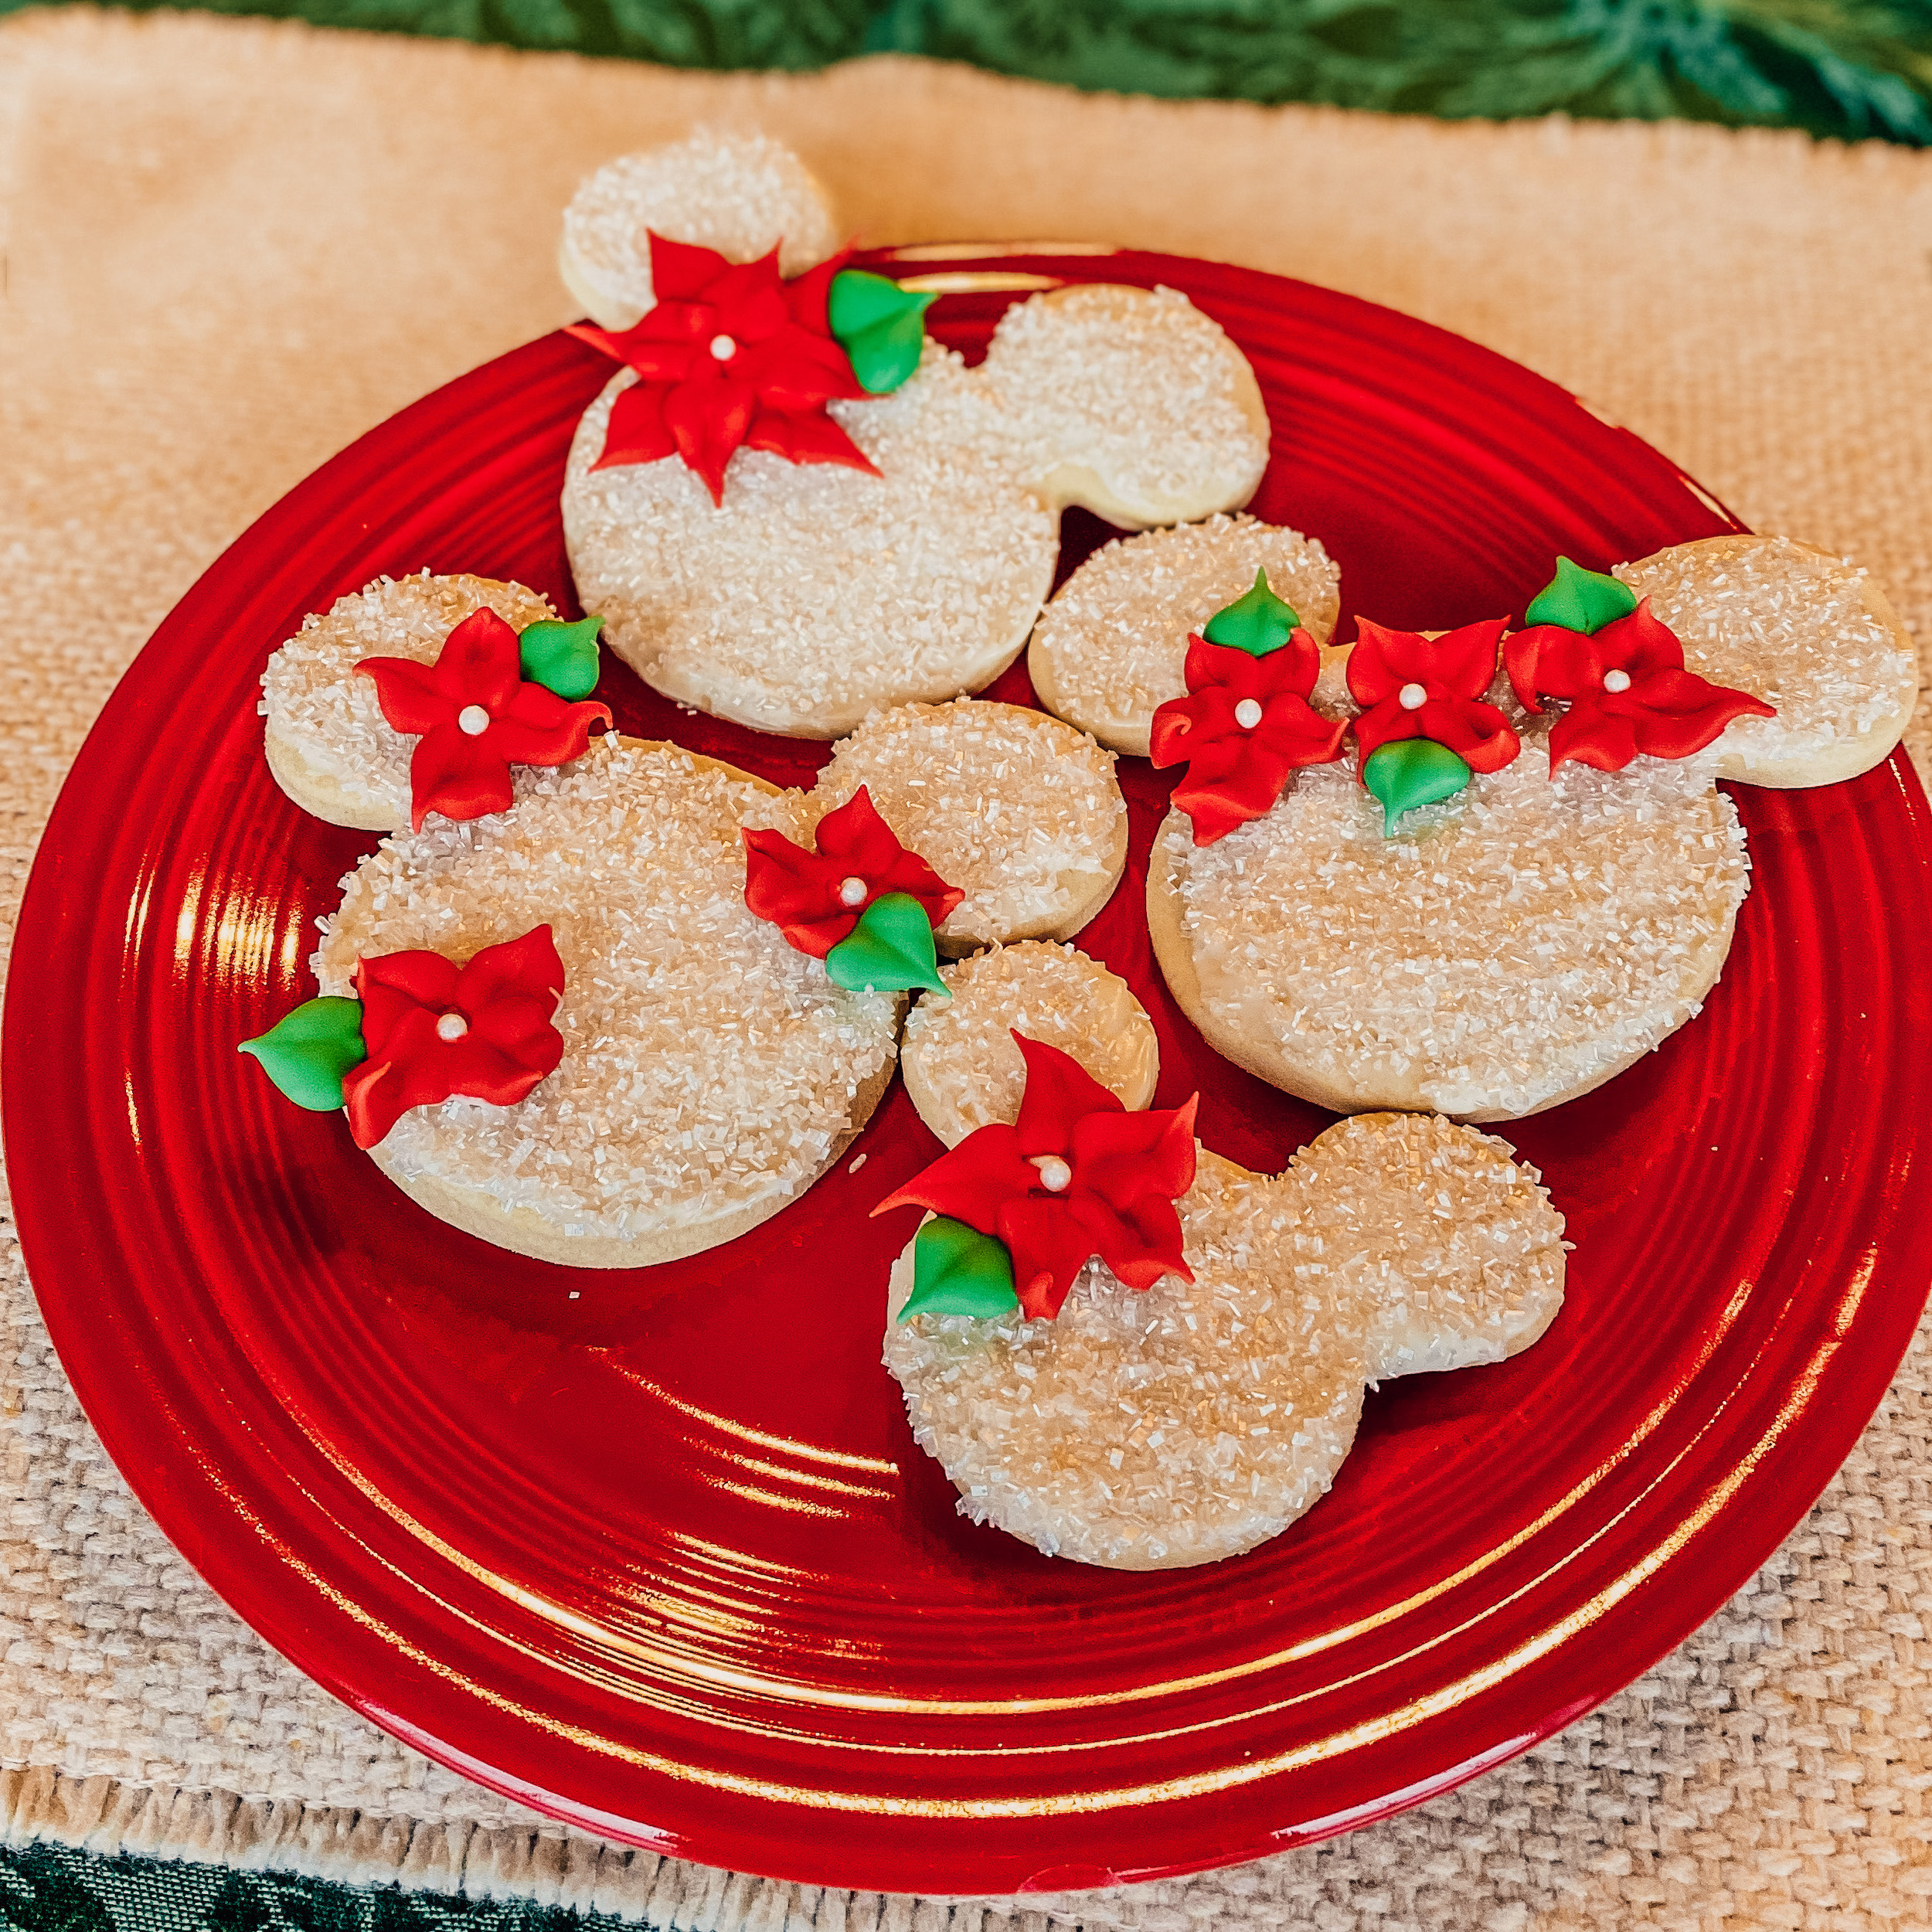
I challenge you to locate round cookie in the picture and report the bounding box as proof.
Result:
[314,736,903,1267]
[884,1112,1565,1570]
[1029,515,1342,756]
[900,942,1158,1148]
[811,701,1128,952]
[261,573,560,832]
[1148,735,1748,1121]
[559,127,841,332]
[1615,535,1919,788]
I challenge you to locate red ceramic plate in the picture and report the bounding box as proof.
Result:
[8,251,1931,1896]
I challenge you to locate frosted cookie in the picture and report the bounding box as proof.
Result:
[1029,515,1342,756]
[260,573,606,832]
[1614,536,1918,787]
[876,962,1563,1569]
[900,941,1158,1147]
[240,699,1128,1264]
[1146,549,1914,1120]
[556,129,1269,738]
[809,700,1127,951]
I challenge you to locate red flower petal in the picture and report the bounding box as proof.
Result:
[407,723,516,832]
[485,682,612,767]
[343,930,566,1148]
[1353,693,1520,775]
[1011,1032,1125,1159]
[357,657,448,737]
[995,1196,1108,1320]
[1070,1094,1199,1212]
[593,381,679,470]
[876,1121,1039,1231]
[1348,617,1507,707]
[812,789,963,928]
[781,252,852,335]
[745,406,879,474]
[648,231,735,302]
[664,371,757,506]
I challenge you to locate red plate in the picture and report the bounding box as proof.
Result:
[7,251,1931,1895]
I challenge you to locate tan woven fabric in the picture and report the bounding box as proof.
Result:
[2,9,1931,1926]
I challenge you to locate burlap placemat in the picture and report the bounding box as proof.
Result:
[3,9,1930,1926]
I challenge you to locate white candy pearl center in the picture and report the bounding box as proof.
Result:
[457,704,491,736]
[709,334,737,361]
[1031,1155,1073,1194]
[838,876,868,907]
[1398,682,1428,711]
[1233,698,1264,730]
[1603,668,1632,693]
[435,1012,468,1043]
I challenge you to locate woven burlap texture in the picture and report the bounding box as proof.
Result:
[3,9,1930,1928]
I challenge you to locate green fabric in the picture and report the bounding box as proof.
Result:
[3,0,1927,143]
[0,1842,594,1932]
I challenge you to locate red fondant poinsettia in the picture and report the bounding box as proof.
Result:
[566,235,876,506]
[1505,600,1776,774]
[358,610,611,832]
[1349,617,1520,775]
[342,927,566,1150]
[743,787,962,958]
[1148,630,1349,845]
[875,1034,1199,1321]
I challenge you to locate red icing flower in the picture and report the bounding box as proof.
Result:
[358,610,611,832]
[1505,600,1777,774]
[566,235,876,506]
[1148,629,1349,845]
[342,927,566,1150]
[743,787,963,958]
[875,1034,1199,1321]
[1348,617,1520,776]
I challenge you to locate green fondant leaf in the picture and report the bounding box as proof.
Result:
[519,616,604,700]
[1201,568,1301,657]
[828,270,935,394]
[825,892,945,994]
[238,997,366,1111]
[1523,556,1637,635]
[900,1216,1019,1321]
[1364,738,1472,835]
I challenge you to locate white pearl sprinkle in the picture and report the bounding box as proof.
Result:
[1233,698,1264,730]
[1031,1155,1073,1194]
[1604,668,1632,693]
[457,704,490,736]
[435,1012,468,1043]
[838,876,868,907]
[709,334,737,361]
[1398,682,1428,711]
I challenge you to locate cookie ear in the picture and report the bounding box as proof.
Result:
[559,128,842,331]
[1029,515,1343,757]
[1611,535,1918,789]
[810,700,1128,957]
[978,284,1270,527]
[899,940,1158,1147]
[1291,1112,1566,1380]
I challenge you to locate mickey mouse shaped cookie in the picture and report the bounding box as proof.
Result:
[247,577,1128,1264]
[879,949,1566,1569]
[1104,531,1917,1121]
[555,128,1270,739]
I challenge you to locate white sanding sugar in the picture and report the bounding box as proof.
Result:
[560,128,841,329]
[811,700,1125,946]
[883,1119,1563,1570]
[901,941,1158,1146]
[562,352,1058,736]
[979,284,1270,519]
[260,573,556,819]
[1029,515,1342,752]
[1165,734,1750,1118]
[1616,536,1919,764]
[313,737,899,1240]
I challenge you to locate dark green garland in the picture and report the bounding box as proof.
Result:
[4,0,1927,143]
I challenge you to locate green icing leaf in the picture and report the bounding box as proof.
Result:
[1364,738,1472,835]
[1523,556,1637,635]
[238,997,366,1111]
[900,1216,1019,1321]
[519,616,604,700]
[828,270,935,395]
[1201,568,1301,657]
[825,892,945,994]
